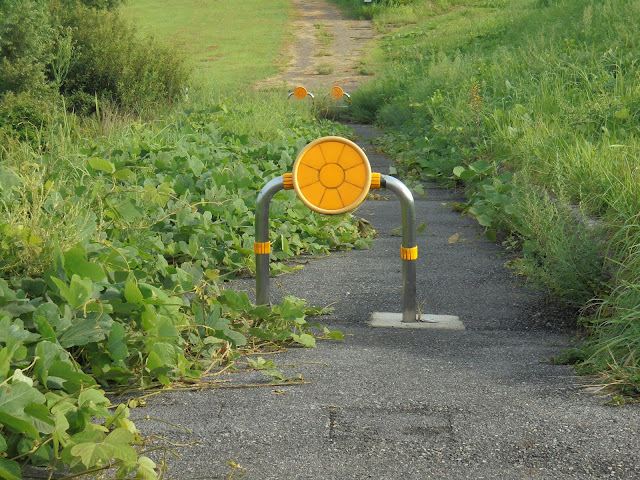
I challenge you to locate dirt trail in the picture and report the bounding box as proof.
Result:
[256,0,377,93]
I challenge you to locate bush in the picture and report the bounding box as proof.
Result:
[1,0,190,123]
[58,6,190,113]
[0,90,54,143]
[0,0,54,95]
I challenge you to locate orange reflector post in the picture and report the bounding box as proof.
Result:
[283,173,294,190]
[370,172,382,190]
[401,246,418,260]
[293,87,308,99]
[330,86,344,100]
[254,242,271,255]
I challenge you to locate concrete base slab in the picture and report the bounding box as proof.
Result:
[369,312,465,330]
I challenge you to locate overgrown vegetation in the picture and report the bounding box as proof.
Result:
[0,1,371,477]
[345,0,640,395]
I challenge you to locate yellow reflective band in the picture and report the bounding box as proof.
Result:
[401,246,418,260]
[370,172,382,190]
[254,242,271,255]
[283,173,294,190]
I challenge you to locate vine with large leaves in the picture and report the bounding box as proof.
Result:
[0,106,371,478]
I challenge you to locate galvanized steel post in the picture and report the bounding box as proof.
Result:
[381,175,418,323]
[254,176,285,305]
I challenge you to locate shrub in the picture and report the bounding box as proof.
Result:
[0,90,54,143]
[57,6,190,113]
[0,0,54,95]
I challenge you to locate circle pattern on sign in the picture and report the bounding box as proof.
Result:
[292,136,371,215]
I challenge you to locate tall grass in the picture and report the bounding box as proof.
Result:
[352,0,640,393]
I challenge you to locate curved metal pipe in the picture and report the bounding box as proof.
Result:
[255,176,285,305]
[381,175,418,323]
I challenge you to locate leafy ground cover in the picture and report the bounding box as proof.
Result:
[0,91,371,477]
[344,0,640,395]
[0,0,375,475]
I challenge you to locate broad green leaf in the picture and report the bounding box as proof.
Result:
[69,441,116,469]
[220,328,246,347]
[469,159,491,173]
[124,280,143,305]
[187,155,204,176]
[291,333,316,348]
[476,214,493,227]
[47,361,96,392]
[155,317,179,339]
[88,157,116,174]
[0,382,45,417]
[206,314,229,331]
[58,314,112,348]
[328,330,344,341]
[0,347,10,380]
[175,268,194,291]
[113,168,133,181]
[34,341,69,387]
[136,456,157,480]
[278,301,305,323]
[35,314,57,343]
[78,389,110,410]
[0,411,39,437]
[107,322,128,364]
[11,368,33,386]
[114,199,144,222]
[64,247,105,282]
[458,169,476,180]
[145,351,165,372]
[452,166,466,178]
[148,343,177,369]
[34,303,69,332]
[220,290,251,311]
[52,275,94,309]
[0,457,21,480]
[24,402,55,434]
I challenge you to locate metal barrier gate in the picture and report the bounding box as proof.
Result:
[254,136,419,323]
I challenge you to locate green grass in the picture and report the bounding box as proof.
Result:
[122,0,291,93]
[348,0,640,395]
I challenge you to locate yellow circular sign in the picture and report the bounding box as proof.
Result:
[292,137,371,215]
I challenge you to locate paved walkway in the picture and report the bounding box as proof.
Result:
[137,125,640,479]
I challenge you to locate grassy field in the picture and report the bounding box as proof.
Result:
[346,0,640,395]
[122,0,291,92]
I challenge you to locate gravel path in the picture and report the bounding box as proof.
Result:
[255,0,377,92]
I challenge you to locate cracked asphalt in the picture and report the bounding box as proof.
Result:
[135,125,640,479]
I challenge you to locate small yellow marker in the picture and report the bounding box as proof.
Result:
[292,137,371,215]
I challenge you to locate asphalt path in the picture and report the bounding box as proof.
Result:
[136,125,640,479]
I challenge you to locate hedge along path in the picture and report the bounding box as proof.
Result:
[256,0,377,92]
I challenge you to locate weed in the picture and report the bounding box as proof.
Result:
[316,63,335,75]
[314,23,336,47]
